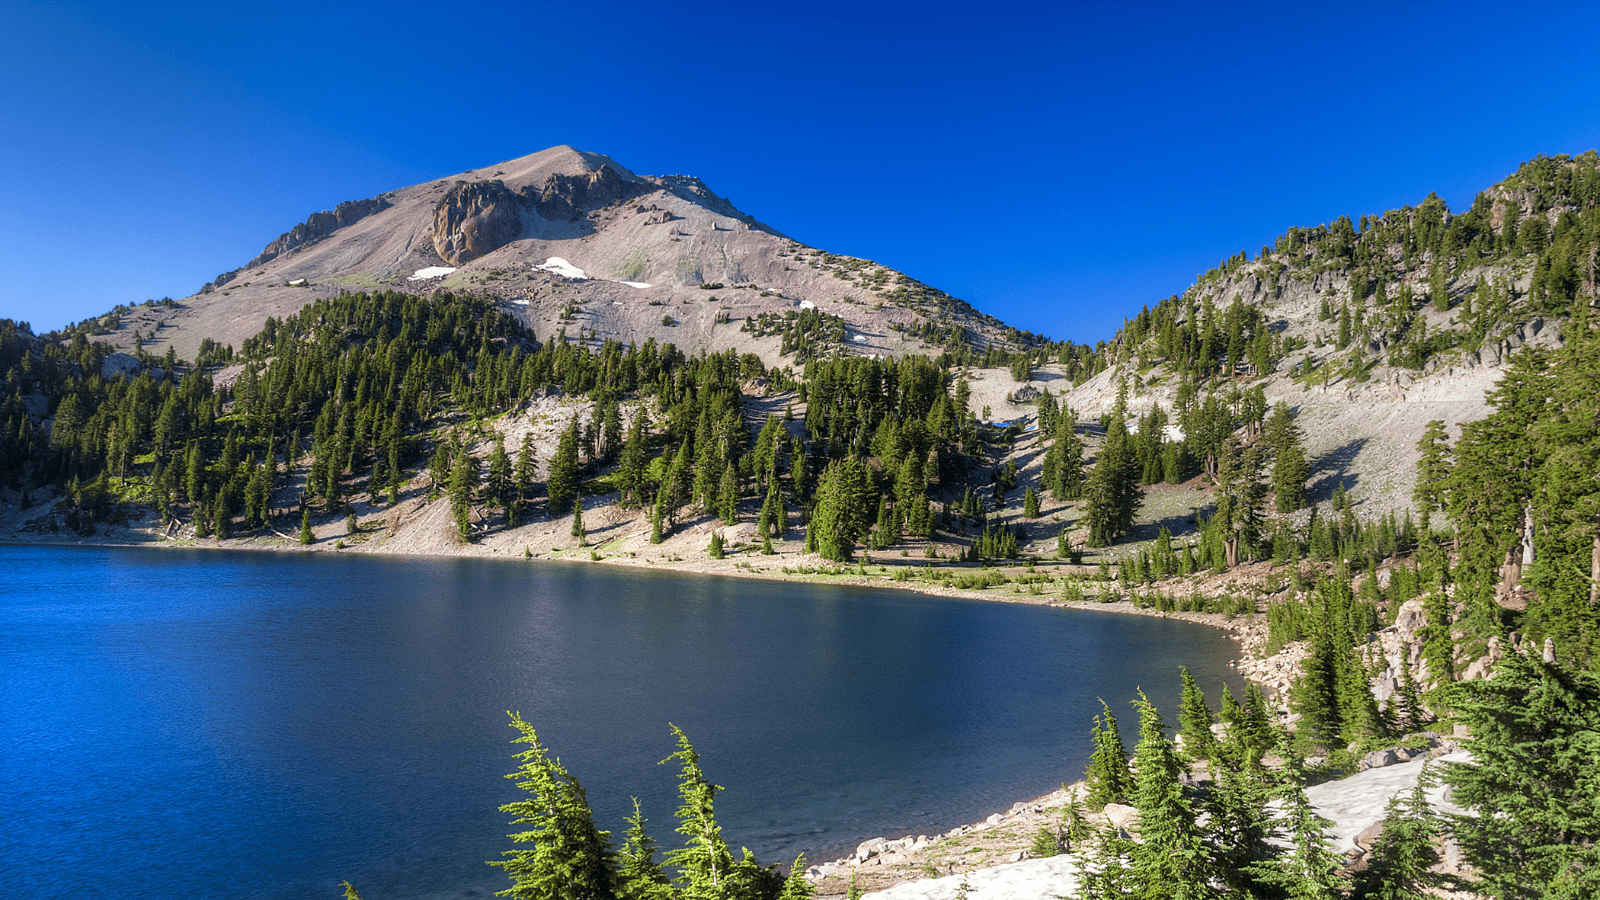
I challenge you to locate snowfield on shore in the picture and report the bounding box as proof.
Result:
[864,750,1470,900]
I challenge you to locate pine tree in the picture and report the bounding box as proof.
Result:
[489,437,514,511]
[1176,667,1214,764]
[429,441,454,499]
[614,798,672,900]
[1083,699,1131,809]
[548,417,582,516]
[1076,823,1134,900]
[777,854,813,900]
[1251,748,1347,900]
[1265,401,1310,513]
[1412,420,1451,528]
[450,449,480,542]
[707,531,724,559]
[1023,485,1041,518]
[1429,262,1450,312]
[185,439,205,505]
[1082,411,1142,546]
[571,496,586,545]
[662,725,736,900]
[718,463,739,526]
[1292,618,1344,753]
[1349,767,1440,900]
[656,439,692,534]
[299,506,313,544]
[1391,654,1424,734]
[1212,436,1265,566]
[1273,437,1310,514]
[489,712,617,900]
[1126,691,1218,900]
[615,412,649,508]
[811,457,872,562]
[758,481,784,540]
[1440,650,1600,899]
[1204,743,1274,898]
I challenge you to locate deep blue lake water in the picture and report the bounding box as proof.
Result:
[0,544,1244,900]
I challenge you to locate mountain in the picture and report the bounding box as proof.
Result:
[15,149,1600,549]
[1052,152,1597,521]
[8,149,1600,900]
[100,145,1028,367]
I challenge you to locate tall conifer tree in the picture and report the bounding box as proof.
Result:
[490,713,617,900]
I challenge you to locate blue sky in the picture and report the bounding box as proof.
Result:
[5,1,1600,345]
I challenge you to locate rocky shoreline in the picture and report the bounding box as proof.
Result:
[2,501,1286,898]
[6,521,1482,899]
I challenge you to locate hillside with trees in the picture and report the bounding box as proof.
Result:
[4,151,1600,898]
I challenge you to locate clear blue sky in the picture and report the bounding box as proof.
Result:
[5,1,1600,345]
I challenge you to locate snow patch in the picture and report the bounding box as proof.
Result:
[620,281,653,289]
[853,335,868,343]
[536,257,588,280]
[799,300,816,310]
[1304,750,1470,853]
[866,751,1473,900]
[512,299,530,306]
[408,266,457,280]
[865,855,1080,900]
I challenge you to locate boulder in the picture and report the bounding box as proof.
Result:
[1392,598,1428,638]
[1354,820,1385,852]
[1357,748,1399,771]
[855,837,886,861]
[1102,803,1140,831]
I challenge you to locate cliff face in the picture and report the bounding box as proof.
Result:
[245,197,391,269]
[533,164,647,221]
[431,180,526,265]
[429,165,653,264]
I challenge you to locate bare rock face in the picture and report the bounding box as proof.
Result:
[534,164,645,221]
[432,180,527,265]
[101,352,143,380]
[246,198,391,269]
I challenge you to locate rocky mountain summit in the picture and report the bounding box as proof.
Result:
[114,146,1017,369]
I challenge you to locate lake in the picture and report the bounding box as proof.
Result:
[0,544,1245,900]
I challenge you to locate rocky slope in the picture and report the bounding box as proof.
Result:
[97,145,1019,370]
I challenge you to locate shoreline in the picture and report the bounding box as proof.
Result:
[3,514,1266,667]
[5,508,1276,897]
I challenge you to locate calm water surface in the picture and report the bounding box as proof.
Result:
[0,545,1244,900]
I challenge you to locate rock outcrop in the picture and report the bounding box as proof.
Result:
[246,197,391,269]
[431,180,527,265]
[429,165,650,265]
[533,164,646,220]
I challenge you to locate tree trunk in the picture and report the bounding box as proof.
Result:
[1522,505,1536,566]
[1590,528,1600,606]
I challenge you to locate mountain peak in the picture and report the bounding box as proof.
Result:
[448,145,639,195]
[155,147,1006,366]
